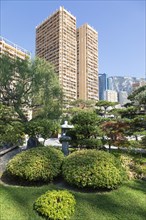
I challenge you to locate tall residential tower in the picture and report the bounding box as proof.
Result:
[77,24,98,100]
[36,7,77,102]
[36,7,98,102]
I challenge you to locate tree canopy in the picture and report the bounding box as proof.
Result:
[128,85,146,112]
[0,54,63,122]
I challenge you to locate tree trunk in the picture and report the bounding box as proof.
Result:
[109,142,111,152]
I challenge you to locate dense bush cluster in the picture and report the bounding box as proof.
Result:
[34,190,76,220]
[120,154,146,180]
[62,150,127,189]
[6,146,64,182]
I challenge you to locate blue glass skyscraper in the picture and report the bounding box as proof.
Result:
[99,73,107,100]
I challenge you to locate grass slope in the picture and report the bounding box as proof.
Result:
[0,180,146,220]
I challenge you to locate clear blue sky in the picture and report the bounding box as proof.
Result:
[1,0,146,78]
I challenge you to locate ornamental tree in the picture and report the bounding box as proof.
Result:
[0,54,63,122]
[68,110,102,149]
[101,120,130,151]
[0,54,63,146]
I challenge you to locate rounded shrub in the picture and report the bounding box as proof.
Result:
[62,150,127,189]
[34,190,76,220]
[6,146,64,182]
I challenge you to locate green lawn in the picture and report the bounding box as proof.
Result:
[0,180,146,220]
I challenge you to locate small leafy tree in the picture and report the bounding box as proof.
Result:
[101,120,129,151]
[25,119,59,145]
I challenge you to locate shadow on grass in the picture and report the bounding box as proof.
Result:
[1,171,112,193]
[1,171,55,187]
[53,176,112,194]
[124,179,146,194]
[73,181,146,220]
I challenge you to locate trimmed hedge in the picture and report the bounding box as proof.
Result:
[6,146,64,182]
[34,190,76,220]
[62,150,127,189]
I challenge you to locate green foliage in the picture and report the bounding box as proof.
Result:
[0,54,62,122]
[68,111,102,149]
[114,152,146,180]
[128,85,146,106]
[101,120,129,150]
[128,140,143,149]
[34,190,76,220]
[131,115,146,131]
[62,150,127,189]
[95,100,118,117]
[25,119,59,140]
[115,106,138,119]
[75,138,102,149]
[96,100,118,109]
[141,135,146,148]
[118,154,134,179]
[1,181,146,220]
[0,104,24,146]
[6,147,64,182]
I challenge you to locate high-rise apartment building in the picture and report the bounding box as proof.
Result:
[0,36,30,59]
[36,6,77,102]
[36,7,99,103]
[77,24,98,100]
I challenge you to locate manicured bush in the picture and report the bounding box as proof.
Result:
[34,190,76,220]
[62,150,127,189]
[119,153,146,180]
[6,146,64,182]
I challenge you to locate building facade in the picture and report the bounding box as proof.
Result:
[0,36,30,59]
[36,7,99,103]
[105,90,118,102]
[36,6,77,102]
[99,73,107,100]
[77,24,98,101]
[118,91,129,106]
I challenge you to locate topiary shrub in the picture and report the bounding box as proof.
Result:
[62,150,127,189]
[34,190,76,220]
[6,146,64,182]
